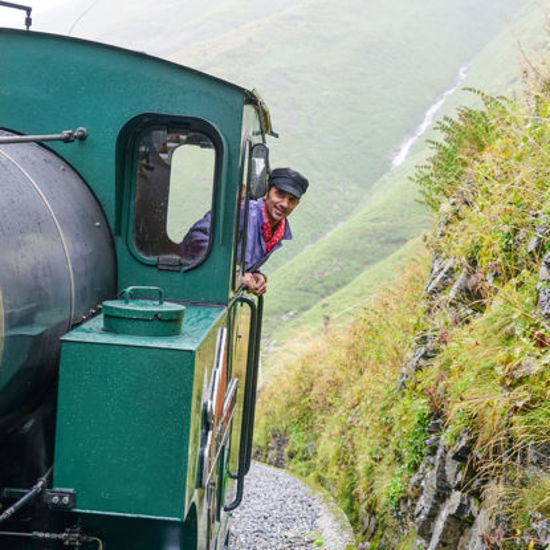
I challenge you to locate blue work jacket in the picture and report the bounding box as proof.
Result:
[179,198,292,272]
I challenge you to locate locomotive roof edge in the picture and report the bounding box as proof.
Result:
[0,27,245,91]
[0,27,274,133]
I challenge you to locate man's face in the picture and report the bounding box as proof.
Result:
[264,186,300,227]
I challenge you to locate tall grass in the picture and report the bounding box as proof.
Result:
[255,255,431,531]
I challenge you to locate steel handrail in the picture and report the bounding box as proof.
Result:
[224,294,263,511]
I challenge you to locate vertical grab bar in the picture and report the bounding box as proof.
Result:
[225,294,263,512]
[244,295,262,474]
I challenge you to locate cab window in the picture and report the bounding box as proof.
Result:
[132,119,220,269]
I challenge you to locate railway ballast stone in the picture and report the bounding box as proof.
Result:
[229,461,354,550]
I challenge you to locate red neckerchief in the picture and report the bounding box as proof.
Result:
[262,200,286,253]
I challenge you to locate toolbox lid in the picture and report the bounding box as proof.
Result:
[102,286,185,336]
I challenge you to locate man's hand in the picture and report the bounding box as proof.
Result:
[241,272,267,296]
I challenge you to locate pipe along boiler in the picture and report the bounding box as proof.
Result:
[0,27,271,549]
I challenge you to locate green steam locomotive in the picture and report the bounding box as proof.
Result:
[0,24,271,549]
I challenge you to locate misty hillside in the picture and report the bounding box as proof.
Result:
[259,1,549,351]
[255,61,550,548]
[171,0,528,268]
[30,0,525,262]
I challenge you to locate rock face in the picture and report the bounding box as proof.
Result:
[395,251,550,550]
[425,256,456,296]
[397,334,438,391]
[409,425,479,549]
[404,400,549,550]
[537,252,550,320]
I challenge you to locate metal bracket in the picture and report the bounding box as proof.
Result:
[0,127,88,145]
[44,489,76,510]
[157,255,182,271]
[0,2,32,30]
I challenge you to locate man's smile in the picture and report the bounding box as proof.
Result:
[264,186,300,229]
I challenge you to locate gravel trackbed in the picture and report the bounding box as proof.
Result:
[229,461,354,550]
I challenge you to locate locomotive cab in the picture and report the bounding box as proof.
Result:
[0,27,271,550]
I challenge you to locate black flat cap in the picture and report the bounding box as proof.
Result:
[268,167,309,199]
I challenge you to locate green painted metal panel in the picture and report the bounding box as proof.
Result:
[55,342,192,518]
[0,29,247,305]
[54,305,225,520]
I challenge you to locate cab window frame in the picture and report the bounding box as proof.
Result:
[123,113,224,271]
[232,104,264,291]
[232,136,252,291]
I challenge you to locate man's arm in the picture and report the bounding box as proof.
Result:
[179,211,211,262]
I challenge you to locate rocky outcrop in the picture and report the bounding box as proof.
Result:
[528,219,548,259]
[407,423,478,549]
[397,333,438,391]
[254,430,288,469]
[425,257,456,296]
[537,251,550,320]
[406,432,550,549]
[393,244,550,549]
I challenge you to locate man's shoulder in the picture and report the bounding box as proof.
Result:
[247,198,263,222]
[283,219,292,240]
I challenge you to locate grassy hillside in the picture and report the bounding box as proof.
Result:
[262,1,547,349]
[261,237,427,381]
[272,237,426,337]
[255,68,550,548]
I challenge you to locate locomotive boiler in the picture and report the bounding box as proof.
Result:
[0,25,270,550]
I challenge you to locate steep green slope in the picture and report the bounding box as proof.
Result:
[262,237,427,380]
[262,149,431,341]
[279,237,426,335]
[263,1,546,345]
